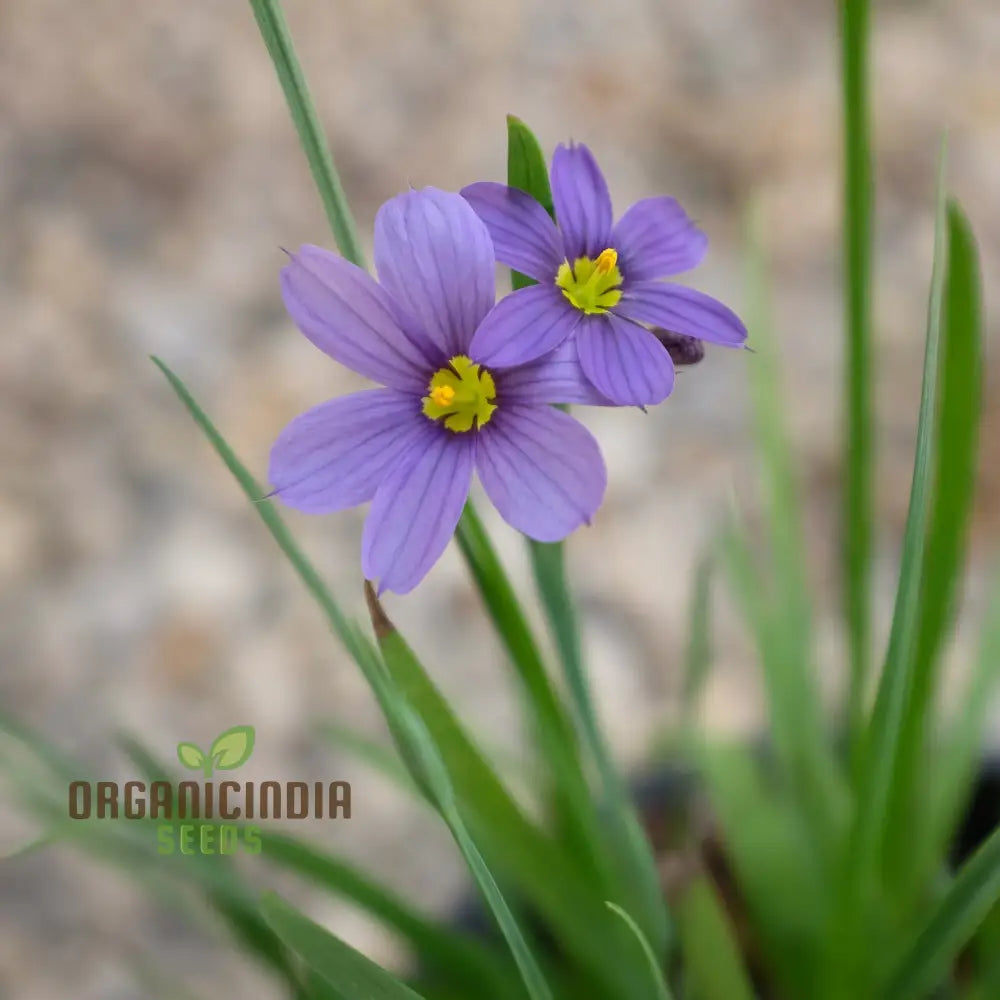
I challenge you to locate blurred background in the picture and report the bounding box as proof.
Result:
[1,0,998,997]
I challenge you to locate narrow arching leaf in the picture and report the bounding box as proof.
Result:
[365,583,650,1000]
[673,874,756,1000]
[883,823,1000,1000]
[840,0,875,752]
[262,893,429,1000]
[454,505,612,893]
[827,140,951,996]
[247,0,365,267]
[605,903,676,1000]
[506,114,554,290]
[361,602,553,1000]
[886,198,984,892]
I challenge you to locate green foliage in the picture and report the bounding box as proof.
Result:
[3,4,998,1000]
[262,893,429,1000]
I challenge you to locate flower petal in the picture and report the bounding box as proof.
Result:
[362,428,475,594]
[550,142,614,260]
[616,282,748,347]
[460,182,563,282]
[268,390,422,513]
[477,405,607,542]
[470,283,581,369]
[576,312,675,406]
[281,246,432,391]
[612,197,708,280]
[499,338,613,406]
[374,187,496,358]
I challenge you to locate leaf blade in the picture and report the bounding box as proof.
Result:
[262,893,428,1000]
[247,0,365,267]
[826,140,952,997]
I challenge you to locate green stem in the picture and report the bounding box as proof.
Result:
[454,505,613,891]
[248,0,366,268]
[529,539,669,954]
[840,0,874,771]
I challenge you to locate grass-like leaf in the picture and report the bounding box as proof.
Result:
[454,505,614,895]
[826,143,951,998]
[605,903,677,1000]
[317,722,418,797]
[152,357,372,668]
[741,205,846,863]
[364,601,553,1000]
[365,584,654,1000]
[885,199,984,891]
[248,0,365,267]
[839,0,875,750]
[673,875,756,1000]
[883,822,1000,1000]
[116,734,515,998]
[262,893,429,1000]
[699,740,828,997]
[680,548,714,733]
[921,567,1000,885]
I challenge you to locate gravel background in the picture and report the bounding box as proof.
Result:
[1,1,998,997]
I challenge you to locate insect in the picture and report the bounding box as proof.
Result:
[650,328,705,367]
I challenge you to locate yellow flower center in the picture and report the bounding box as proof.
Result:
[422,355,497,432]
[555,247,623,315]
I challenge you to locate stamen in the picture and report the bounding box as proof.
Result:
[422,355,497,432]
[555,247,623,315]
[430,385,456,407]
[595,248,618,274]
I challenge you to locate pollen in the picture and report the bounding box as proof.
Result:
[422,355,497,432]
[430,385,456,407]
[555,248,623,314]
[595,248,618,274]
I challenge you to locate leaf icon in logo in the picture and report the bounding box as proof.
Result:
[210,725,256,771]
[177,742,208,772]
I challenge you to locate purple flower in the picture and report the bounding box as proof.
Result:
[461,142,748,407]
[268,188,608,595]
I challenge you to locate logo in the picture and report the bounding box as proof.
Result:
[176,724,256,778]
[67,725,351,856]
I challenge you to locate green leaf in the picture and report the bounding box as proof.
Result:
[152,357,372,671]
[506,115,553,291]
[826,140,951,998]
[317,722,418,797]
[529,524,669,954]
[365,583,651,1000]
[116,732,515,999]
[740,203,846,865]
[261,893,428,1000]
[359,600,554,1000]
[681,548,714,730]
[883,823,1000,1000]
[210,724,256,770]
[699,741,827,997]
[673,875,756,1000]
[454,505,613,891]
[840,0,875,751]
[507,115,553,215]
[922,565,1000,881]
[885,198,984,892]
[247,0,365,267]
[605,902,677,1000]
[176,742,207,771]
[261,833,517,999]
